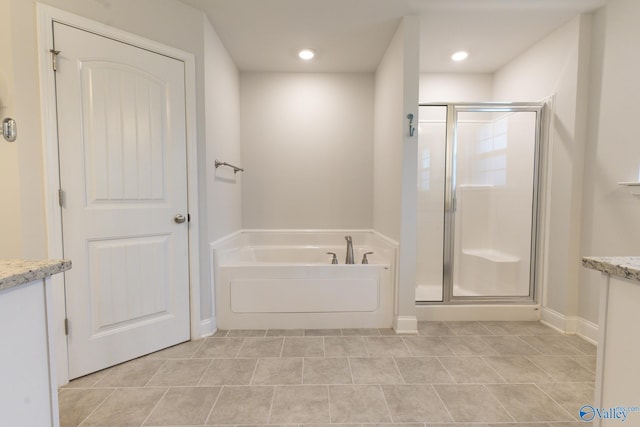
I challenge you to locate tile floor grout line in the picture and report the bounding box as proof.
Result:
[479,354,509,384]
[432,356,456,384]
[326,384,333,423]
[524,354,569,383]
[480,383,517,424]
[570,354,597,373]
[74,387,116,427]
[535,381,582,422]
[139,386,170,427]
[248,357,260,385]
[390,356,406,385]
[430,383,456,423]
[234,337,245,358]
[515,334,543,355]
[440,335,458,357]
[142,360,169,387]
[398,336,410,357]
[346,356,355,385]
[377,383,396,423]
[566,340,592,356]
[189,339,205,359]
[195,359,214,386]
[399,335,412,357]
[202,384,224,425]
[266,384,277,424]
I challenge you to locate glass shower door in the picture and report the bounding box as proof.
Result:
[415,105,447,302]
[416,103,543,304]
[450,107,541,299]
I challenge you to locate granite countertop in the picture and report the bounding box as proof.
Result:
[0,259,72,292]
[582,256,640,282]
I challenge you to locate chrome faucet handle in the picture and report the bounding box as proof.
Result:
[361,252,374,264]
[326,252,338,264]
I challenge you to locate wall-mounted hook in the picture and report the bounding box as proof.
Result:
[406,113,415,137]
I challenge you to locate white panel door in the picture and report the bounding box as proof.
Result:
[54,22,190,379]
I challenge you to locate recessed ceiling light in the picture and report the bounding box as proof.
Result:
[451,51,469,62]
[298,48,315,60]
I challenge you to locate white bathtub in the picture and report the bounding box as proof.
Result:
[211,230,398,329]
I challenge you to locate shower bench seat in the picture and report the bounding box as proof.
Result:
[462,248,519,263]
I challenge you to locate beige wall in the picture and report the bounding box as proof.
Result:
[419,73,493,103]
[240,72,374,229]
[205,18,241,242]
[0,0,23,258]
[493,15,592,328]
[580,0,640,324]
[2,0,50,259]
[374,17,420,329]
[374,25,405,241]
[204,16,242,323]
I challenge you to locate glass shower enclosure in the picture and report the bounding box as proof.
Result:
[416,103,544,303]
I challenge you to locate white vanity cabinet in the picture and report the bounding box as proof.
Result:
[0,260,71,427]
[583,257,640,427]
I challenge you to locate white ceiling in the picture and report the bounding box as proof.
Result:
[179,0,607,73]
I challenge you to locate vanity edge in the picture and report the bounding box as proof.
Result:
[0,259,72,292]
[582,256,640,282]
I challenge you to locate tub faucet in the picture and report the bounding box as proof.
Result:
[345,236,354,264]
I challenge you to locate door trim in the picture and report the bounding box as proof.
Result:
[36,4,201,385]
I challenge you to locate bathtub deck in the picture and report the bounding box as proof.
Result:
[59,321,594,426]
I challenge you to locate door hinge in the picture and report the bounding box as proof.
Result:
[64,318,69,336]
[58,189,64,207]
[50,49,61,72]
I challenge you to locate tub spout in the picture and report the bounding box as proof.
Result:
[345,236,354,264]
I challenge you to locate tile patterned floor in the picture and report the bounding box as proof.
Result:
[59,321,597,427]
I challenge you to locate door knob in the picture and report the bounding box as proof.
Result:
[174,214,186,224]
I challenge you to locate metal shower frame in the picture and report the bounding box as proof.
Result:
[417,102,547,305]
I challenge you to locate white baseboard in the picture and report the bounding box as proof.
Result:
[540,306,598,344]
[417,304,540,321]
[199,318,216,338]
[576,318,598,345]
[540,306,574,333]
[394,315,418,334]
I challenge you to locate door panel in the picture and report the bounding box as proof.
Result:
[54,22,190,378]
[88,236,170,333]
[82,62,167,202]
